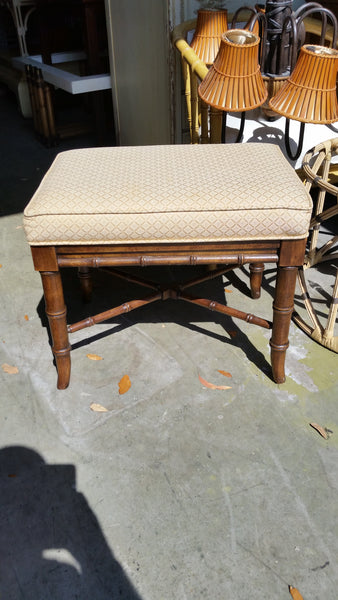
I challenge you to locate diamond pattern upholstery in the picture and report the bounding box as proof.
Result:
[23,143,312,246]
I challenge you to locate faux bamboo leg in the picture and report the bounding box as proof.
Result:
[78,266,92,303]
[270,265,298,383]
[25,65,39,132]
[36,68,51,143]
[182,58,192,141]
[200,100,209,144]
[40,271,71,389]
[209,107,223,143]
[190,70,200,144]
[249,262,264,299]
[44,81,57,141]
[31,67,43,136]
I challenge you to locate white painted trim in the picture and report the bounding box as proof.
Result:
[12,54,111,94]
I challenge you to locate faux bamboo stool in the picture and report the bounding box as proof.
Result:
[23,143,312,389]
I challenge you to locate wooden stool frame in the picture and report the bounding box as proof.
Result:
[30,237,307,389]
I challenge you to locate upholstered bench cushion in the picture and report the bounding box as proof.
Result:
[23,143,312,246]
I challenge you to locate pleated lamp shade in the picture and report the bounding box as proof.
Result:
[269,44,338,123]
[198,30,268,112]
[190,9,228,66]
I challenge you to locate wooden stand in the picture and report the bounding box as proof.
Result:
[31,238,307,389]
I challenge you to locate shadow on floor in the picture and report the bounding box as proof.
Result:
[36,265,273,384]
[0,445,142,599]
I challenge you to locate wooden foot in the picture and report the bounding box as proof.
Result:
[270,265,298,383]
[40,271,71,389]
[249,262,264,299]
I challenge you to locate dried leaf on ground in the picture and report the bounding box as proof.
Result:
[224,288,233,293]
[118,374,131,395]
[1,363,19,375]
[90,402,108,412]
[289,585,304,600]
[198,374,231,390]
[0,264,2,268]
[86,353,103,361]
[309,422,331,439]
[218,370,232,378]
[24,315,29,321]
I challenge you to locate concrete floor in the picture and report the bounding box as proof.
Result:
[1,86,338,600]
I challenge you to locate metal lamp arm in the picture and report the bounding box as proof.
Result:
[285,119,305,161]
[222,112,246,144]
[247,12,267,67]
[231,6,257,29]
[295,6,338,48]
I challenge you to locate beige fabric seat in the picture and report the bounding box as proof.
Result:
[23,142,312,390]
[24,144,311,246]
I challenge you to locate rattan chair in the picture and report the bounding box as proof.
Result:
[294,138,338,352]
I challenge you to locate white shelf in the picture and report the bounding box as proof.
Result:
[12,52,111,94]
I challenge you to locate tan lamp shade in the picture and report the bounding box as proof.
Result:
[190,9,228,66]
[269,44,338,123]
[198,29,268,112]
